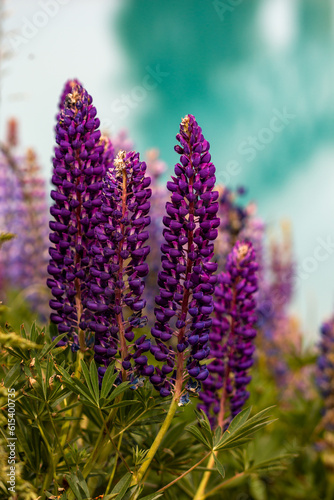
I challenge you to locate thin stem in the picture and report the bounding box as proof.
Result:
[193,453,216,500]
[157,452,211,494]
[203,471,246,499]
[98,409,132,474]
[129,396,180,491]
[81,405,118,479]
[47,406,71,470]
[116,167,128,381]
[105,433,123,494]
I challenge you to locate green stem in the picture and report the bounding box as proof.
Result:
[105,433,124,494]
[130,396,179,490]
[193,453,216,500]
[99,409,132,473]
[203,471,246,499]
[157,451,211,495]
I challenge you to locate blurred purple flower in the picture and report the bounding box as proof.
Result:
[199,241,258,428]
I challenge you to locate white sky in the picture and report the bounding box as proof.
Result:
[0,0,126,178]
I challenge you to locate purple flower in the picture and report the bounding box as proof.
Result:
[150,114,219,398]
[317,320,334,431]
[0,135,50,317]
[47,82,104,348]
[87,150,152,381]
[199,241,258,428]
[57,78,82,117]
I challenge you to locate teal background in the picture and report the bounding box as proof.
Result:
[113,0,334,200]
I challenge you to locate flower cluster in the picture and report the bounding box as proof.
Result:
[87,149,152,380]
[0,122,50,316]
[47,83,104,346]
[317,319,334,432]
[150,114,219,397]
[199,241,258,427]
[57,78,82,117]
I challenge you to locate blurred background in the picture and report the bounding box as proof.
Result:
[0,0,333,340]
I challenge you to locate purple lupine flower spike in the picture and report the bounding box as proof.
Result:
[151,114,220,398]
[47,83,104,349]
[199,241,258,428]
[317,319,334,432]
[87,150,152,381]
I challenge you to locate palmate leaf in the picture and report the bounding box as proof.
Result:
[249,453,296,474]
[3,362,22,387]
[186,409,214,449]
[38,332,68,359]
[186,423,213,450]
[101,363,120,399]
[140,493,164,500]
[213,452,225,478]
[110,472,132,496]
[214,407,276,452]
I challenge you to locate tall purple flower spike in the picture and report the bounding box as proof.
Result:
[317,319,334,432]
[87,150,152,381]
[199,241,258,428]
[150,114,220,398]
[47,83,104,349]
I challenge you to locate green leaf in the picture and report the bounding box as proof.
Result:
[101,363,118,399]
[214,407,276,452]
[186,424,212,450]
[66,475,83,500]
[80,360,95,395]
[76,470,91,498]
[227,406,252,435]
[90,360,100,403]
[250,475,267,500]
[38,333,68,359]
[30,322,38,343]
[4,363,21,388]
[108,381,130,402]
[110,472,132,499]
[106,400,141,410]
[140,493,164,500]
[33,357,46,399]
[213,453,225,478]
[56,365,96,405]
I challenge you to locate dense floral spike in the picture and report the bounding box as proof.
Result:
[87,150,152,380]
[0,128,50,317]
[256,224,296,388]
[199,241,258,427]
[317,319,334,432]
[151,114,219,398]
[47,83,104,348]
